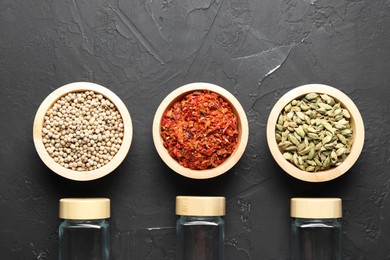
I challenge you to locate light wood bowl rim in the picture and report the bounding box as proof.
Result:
[33,82,133,181]
[266,84,365,182]
[152,82,249,179]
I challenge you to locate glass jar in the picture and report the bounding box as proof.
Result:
[59,198,110,260]
[176,196,226,260]
[291,198,342,260]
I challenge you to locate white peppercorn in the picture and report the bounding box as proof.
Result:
[42,91,125,171]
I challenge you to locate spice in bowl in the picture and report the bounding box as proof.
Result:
[160,90,239,170]
[42,91,124,172]
[275,92,353,172]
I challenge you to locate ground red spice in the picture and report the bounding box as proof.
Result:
[161,90,239,170]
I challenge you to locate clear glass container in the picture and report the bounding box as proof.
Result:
[59,198,110,260]
[176,196,225,260]
[291,198,342,260]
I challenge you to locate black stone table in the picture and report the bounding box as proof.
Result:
[1,0,389,259]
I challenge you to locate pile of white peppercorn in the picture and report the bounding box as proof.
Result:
[42,91,124,171]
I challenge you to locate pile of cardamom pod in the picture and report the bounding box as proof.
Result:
[275,92,353,172]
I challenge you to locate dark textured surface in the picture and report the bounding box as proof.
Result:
[1,0,389,259]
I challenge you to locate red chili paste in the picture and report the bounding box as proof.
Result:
[161,90,239,170]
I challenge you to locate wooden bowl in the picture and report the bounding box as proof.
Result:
[33,82,133,181]
[266,84,364,182]
[152,82,249,179]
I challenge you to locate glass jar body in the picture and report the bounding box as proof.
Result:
[291,218,341,260]
[176,216,225,260]
[59,219,110,260]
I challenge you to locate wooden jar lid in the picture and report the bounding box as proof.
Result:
[60,198,110,220]
[176,196,226,216]
[291,198,342,219]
